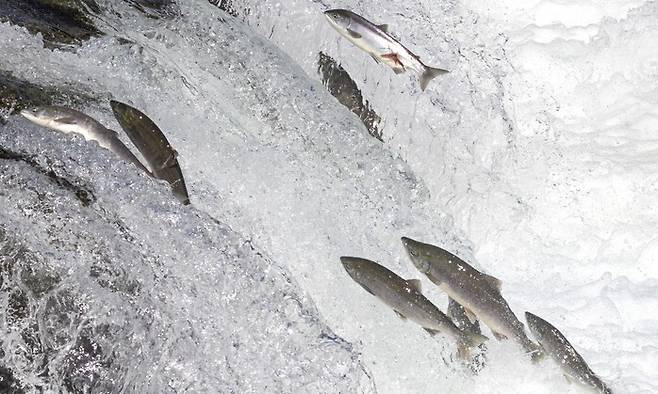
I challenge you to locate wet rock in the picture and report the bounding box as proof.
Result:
[0,145,97,206]
[0,366,26,394]
[62,329,116,393]
[208,0,250,19]
[0,71,100,124]
[0,0,101,48]
[125,0,180,19]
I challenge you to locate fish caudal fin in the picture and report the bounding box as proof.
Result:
[419,66,448,91]
[456,332,488,360]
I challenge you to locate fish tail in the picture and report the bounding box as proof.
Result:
[419,65,449,91]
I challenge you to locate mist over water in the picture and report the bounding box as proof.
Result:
[0,0,656,393]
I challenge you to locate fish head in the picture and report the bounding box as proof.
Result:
[340,256,361,275]
[340,256,371,281]
[20,106,59,128]
[525,312,547,340]
[401,237,432,274]
[20,105,82,133]
[324,9,354,31]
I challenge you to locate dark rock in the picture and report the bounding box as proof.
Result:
[0,146,97,206]
[0,365,26,394]
[125,0,180,19]
[0,70,100,123]
[0,0,101,48]
[208,0,250,19]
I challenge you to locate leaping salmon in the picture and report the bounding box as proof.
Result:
[324,9,448,91]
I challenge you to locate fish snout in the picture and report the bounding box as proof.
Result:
[340,256,365,278]
[340,256,356,272]
[19,107,45,125]
[525,312,541,333]
[401,236,412,248]
[401,236,419,257]
[401,237,430,273]
[324,9,351,28]
[19,108,38,120]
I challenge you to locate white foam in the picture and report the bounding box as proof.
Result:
[0,0,655,391]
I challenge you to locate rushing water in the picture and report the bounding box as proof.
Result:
[1,1,657,393]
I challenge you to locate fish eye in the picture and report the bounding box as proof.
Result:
[409,250,418,257]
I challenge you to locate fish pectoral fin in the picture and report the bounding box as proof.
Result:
[406,279,422,293]
[369,54,381,64]
[491,331,508,340]
[377,23,390,33]
[158,150,179,170]
[392,67,405,75]
[463,308,478,324]
[394,310,407,320]
[346,28,362,39]
[423,328,439,337]
[564,374,572,385]
[55,116,79,125]
[481,273,502,292]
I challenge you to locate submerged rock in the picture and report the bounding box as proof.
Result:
[0,0,101,48]
[208,0,250,19]
[0,71,100,123]
[0,365,26,394]
[124,0,180,19]
[0,119,370,392]
[0,0,181,51]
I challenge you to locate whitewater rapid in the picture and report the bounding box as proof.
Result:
[0,0,656,392]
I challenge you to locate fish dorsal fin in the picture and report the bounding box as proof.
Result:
[481,273,502,292]
[377,24,389,33]
[394,310,407,320]
[406,279,422,293]
[346,28,362,39]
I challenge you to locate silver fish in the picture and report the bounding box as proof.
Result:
[20,105,151,175]
[341,256,487,359]
[401,237,542,361]
[526,312,612,393]
[110,100,190,205]
[324,9,448,91]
